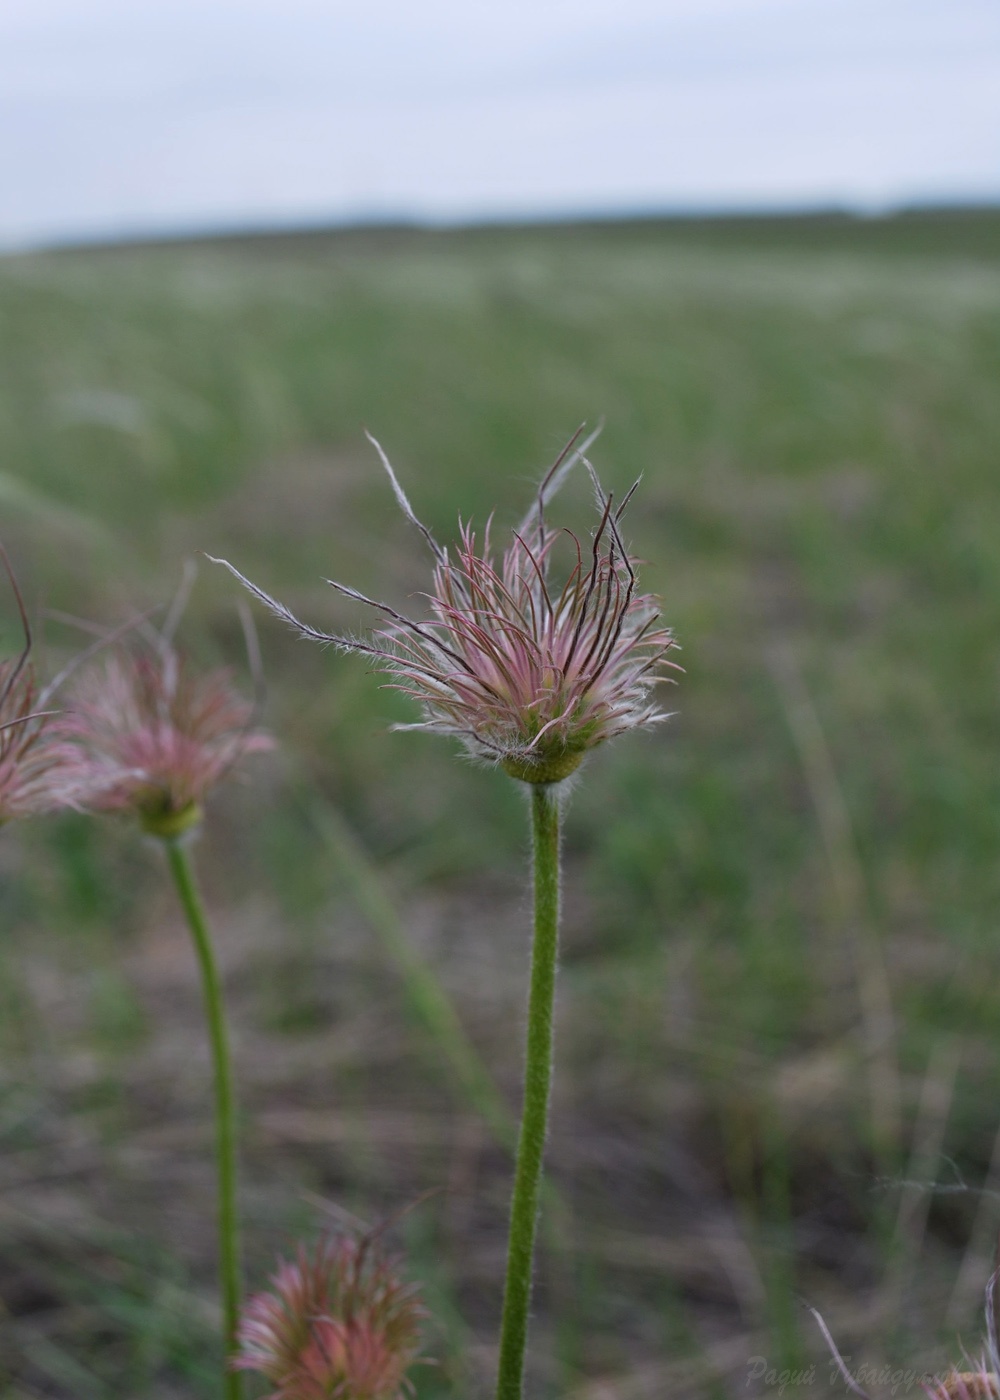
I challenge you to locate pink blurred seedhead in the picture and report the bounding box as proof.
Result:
[0,550,83,823]
[924,1371,1000,1400]
[234,1230,426,1400]
[812,1270,1000,1399]
[920,1267,1000,1400]
[61,612,272,838]
[211,427,680,785]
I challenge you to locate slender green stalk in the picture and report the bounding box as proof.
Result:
[496,783,561,1400]
[164,836,242,1400]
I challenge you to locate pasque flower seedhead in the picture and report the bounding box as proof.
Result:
[234,1231,426,1400]
[60,635,272,837]
[210,428,679,783]
[0,551,84,823]
[0,657,79,822]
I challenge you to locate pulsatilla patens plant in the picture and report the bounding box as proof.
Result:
[61,608,272,1400]
[211,427,678,785]
[212,427,678,1400]
[235,1231,426,1400]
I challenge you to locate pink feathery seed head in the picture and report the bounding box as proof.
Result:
[0,659,82,822]
[0,549,87,823]
[234,1231,427,1400]
[60,641,273,839]
[210,426,681,785]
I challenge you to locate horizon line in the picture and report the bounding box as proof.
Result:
[6,194,1000,258]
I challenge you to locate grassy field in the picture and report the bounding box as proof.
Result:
[1,208,1000,1398]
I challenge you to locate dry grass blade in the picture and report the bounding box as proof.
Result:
[883,1036,962,1328]
[768,641,901,1157]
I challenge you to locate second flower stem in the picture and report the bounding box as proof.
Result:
[164,836,243,1400]
[496,782,561,1400]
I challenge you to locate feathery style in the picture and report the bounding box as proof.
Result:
[234,1233,426,1400]
[210,429,679,784]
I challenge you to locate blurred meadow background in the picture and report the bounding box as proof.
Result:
[1,207,1000,1396]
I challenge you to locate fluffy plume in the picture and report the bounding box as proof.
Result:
[210,428,679,784]
[234,1232,426,1400]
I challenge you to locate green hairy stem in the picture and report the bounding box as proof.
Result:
[496,782,562,1400]
[164,837,243,1400]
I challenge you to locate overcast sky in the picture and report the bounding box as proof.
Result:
[2,0,998,248]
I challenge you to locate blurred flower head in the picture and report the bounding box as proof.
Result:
[925,1371,1000,1400]
[0,552,82,823]
[0,658,79,822]
[211,428,679,784]
[61,633,272,838]
[234,1231,426,1400]
[921,1270,1000,1400]
[813,1273,1000,1400]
